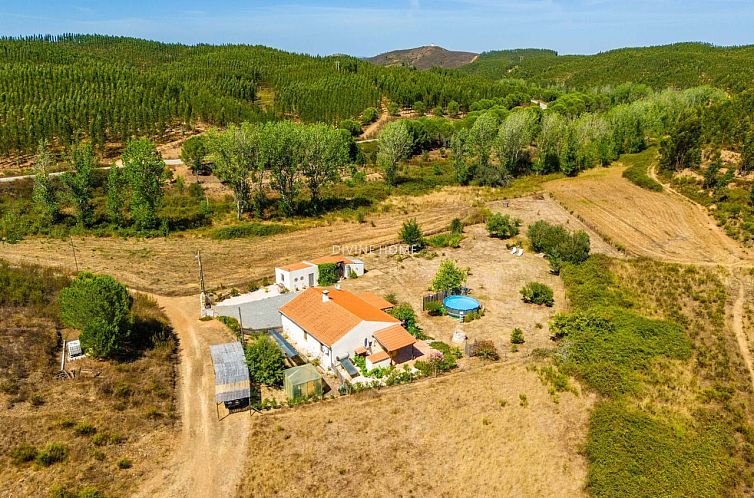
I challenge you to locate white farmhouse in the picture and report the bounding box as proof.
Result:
[275,256,364,292]
[279,287,415,371]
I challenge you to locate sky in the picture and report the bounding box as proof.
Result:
[2,0,754,56]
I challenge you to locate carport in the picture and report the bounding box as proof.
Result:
[209,342,251,419]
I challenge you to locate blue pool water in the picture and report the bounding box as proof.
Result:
[443,295,481,317]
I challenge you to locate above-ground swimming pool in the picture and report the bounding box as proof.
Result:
[443,295,481,318]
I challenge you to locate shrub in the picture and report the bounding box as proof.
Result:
[245,335,285,387]
[216,315,240,335]
[387,101,400,116]
[210,222,290,240]
[317,263,338,286]
[389,303,427,339]
[424,301,445,316]
[520,282,554,306]
[470,340,499,360]
[35,443,68,466]
[384,293,398,305]
[426,232,463,248]
[10,444,38,465]
[527,220,590,274]
[486,213,521,239]
[116,458,132,469]
[399,218,424,249]
[73,421,97,436]
[338,119,363,136]
[430,341,463,359]
[431,260,467,292]
[361,107,379,125]
[449,218,464,235]
[511,328,525,344]
[58,273,134,359]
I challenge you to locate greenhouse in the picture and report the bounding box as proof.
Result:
[284,364,323,400]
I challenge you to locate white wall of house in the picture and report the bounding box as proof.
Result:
[281,315,333,367]
[331,321,396,361]
[344,261,365,278]
[276,266,317,291]
[366,355,391,370]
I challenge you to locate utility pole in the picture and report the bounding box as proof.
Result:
[195,250,210,315]
[69,236,79,273]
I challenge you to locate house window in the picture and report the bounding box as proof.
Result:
[304,331,308,341]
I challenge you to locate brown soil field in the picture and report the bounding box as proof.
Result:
[240,360,594,497]
[545,166,752,265]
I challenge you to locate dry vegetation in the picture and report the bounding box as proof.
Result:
[240,360,594,497]
[0,264,178,498]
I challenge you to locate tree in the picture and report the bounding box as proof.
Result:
[446,100,460,117]
[264,121,301,215]
[469,112,500,185]
[413,101,426,116]
[317,263,338,286]
[106,166,128,226]
[740,129,754,174]
[244,335,285,386]
[32,141,58,226]
[361,107,379,125]
[208,123,262,219]
[122,139,166,230]
[559,125,580,176]
[58,273,133,359]
[299,125,350,209]
[495,110,537,178]
[180,136,208,176]
[486,213,521,239]
[387,102,400,116]
[399,218,424,249]
[450,129,471,185]
[338,119,363,137]
[520,282,554,306]
[377,121,412,186]
[659,113,702,172]
[431,260,467,292]
[703,151,722,189]
[536,113,566,174]
[62,142,95,227]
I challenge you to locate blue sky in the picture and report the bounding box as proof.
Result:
[2,1,754,56]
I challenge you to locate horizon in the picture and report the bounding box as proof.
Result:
[2,1,754,57]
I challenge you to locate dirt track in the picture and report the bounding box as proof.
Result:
[134,295,249,498]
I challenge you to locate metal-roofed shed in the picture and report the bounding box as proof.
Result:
[210,342,251,415]
[284,364,323,400]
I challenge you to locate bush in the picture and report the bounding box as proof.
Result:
[424,301,445,316]
[210,222,290,240]
[58,273,134,359]
[399,218,424,249]
[486,213,521,239]
[73,421,97,436]
[245,335,285,387]
[449,218,464,235]
[384,293,398,305]
[387,102,400,116]
[361,107,379,125]
[426,232,463,248]
[431,260,467,292]
[520,282,554,306]
[216,315,240,335]
[10,444,38,465]
[511,328,525,344]
[527,220,590,274]
[317,263,338,286]
[430,341,463,359]
[338,119,363,136]
[35,443,68,466]
[470,340,499,360]
[116,458,132,469]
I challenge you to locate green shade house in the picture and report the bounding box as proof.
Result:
[284,364,323,400]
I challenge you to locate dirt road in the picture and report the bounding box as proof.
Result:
[134,295,250,498]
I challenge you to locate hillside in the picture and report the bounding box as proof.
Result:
[366,45,478,69]
[461,43,754,91]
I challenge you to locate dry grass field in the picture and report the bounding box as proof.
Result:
[240,359,594,498]
[545,166,751,265]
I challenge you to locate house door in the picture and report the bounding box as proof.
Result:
[308,273,315,287]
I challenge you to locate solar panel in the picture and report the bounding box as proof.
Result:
[339,357,359,377]
[268,329,298,358]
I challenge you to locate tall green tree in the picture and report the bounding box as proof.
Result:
[299,125,350,209]
[740,129,754,174]
[244,335,285,386]
[31,141,58,226]
[208,123,262,219]
[377,121,412,186]
[181,135,208,176]
[469,111,500,185]
[264,121,301,215]
[659,113,702,172]
[495,110,537,178]
[106,166,128,226]
[559,125,580,176]
[431,260,468,292]
[58,273,133,359]
[450,129,471,185]
[122,139,166,229]
[536,113,566,174]
[62,143,95,227]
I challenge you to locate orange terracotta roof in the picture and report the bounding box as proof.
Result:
[367,351,390,363]
[279,262,313,272]
[279,288,398,347]
[373,324,416,352]
[308,255,352,265]
[354,347,368,355]
[357,292,395,311]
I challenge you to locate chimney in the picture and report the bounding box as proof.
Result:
[322,290,330,303]
[335,283,341,290]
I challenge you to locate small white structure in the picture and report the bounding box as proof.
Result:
[451,330,467,344]
[66,340,85,361]
[275,256,365,292]
[279,287,415,371]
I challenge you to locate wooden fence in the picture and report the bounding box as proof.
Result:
[421,287,468,311]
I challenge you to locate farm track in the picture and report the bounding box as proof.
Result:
[546,165,754,390]
[134,295,249,498]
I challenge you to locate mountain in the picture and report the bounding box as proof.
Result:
[366,45,478,70]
